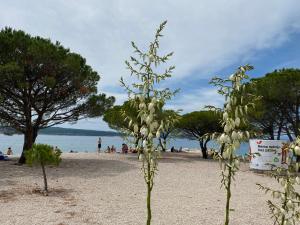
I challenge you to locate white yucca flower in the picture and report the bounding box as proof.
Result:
[149,123,156,132]
[231,131,238,140]
[245,131,250,139]
[139,95,145,102]
[296,176,300,184]
[235,117,240,127]
[229,74,235,81]
[148,133,153,139]
[287,200,294,209]
[139,103,146,109]
[140,127,148,136]
[151,98,157,104]
[224,124,231,133]
[295,146,300,155]
[149,54,155,62]
[138,154,144,161]
[152,121,159,129]
[134,124,139,133]
[142,140,147,148]
[238,131,243,139]
[223,112,228,120]
[223,150,229,159]
[226,103,231,111]
[219,134,227,143]
[156,130,161,138]
[146,115,153,125]
[148,103,154,111]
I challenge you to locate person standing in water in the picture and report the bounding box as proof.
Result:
[97,137,102,153]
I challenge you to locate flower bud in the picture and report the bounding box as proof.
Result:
[139,103,146,110]
[146,115,153,125]
[223,112,228,120]
[287,200,293,209]
[148,103,154,111]
[134,124,139,133]
[156,130,161,138]
[295,146,300,155]
[231,131,238,140]
[138,154,144,161]
[235,117,240,127]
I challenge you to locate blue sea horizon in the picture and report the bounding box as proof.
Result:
[0,134,250,156]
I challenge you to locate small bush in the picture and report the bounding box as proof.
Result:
[26,144,61,195]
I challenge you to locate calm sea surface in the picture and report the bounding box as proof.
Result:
[0,134,249,156]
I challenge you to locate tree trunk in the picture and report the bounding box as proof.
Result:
[41,162,48,194]
[220,143,225,155]
[18,127,38,164]
[199,139,208,159]
[159,138,167,152]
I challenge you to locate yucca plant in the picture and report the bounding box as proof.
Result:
[26,143,61,195]
[120,21,177,225]
[210,65,256,225]
[257,139,300,225]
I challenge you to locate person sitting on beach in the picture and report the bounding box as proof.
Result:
[105,146,111,153]
[122,143,129,154]
[111,145,116,153]
[170,146,175,152]
[6,147,13,155]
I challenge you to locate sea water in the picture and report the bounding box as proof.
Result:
[0,134,249,156]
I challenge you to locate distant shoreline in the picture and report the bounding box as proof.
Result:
[0,126,121,137]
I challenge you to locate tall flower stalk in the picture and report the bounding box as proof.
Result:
[210,65,255,225]
[257,139,300,225]
[121,21,177,225]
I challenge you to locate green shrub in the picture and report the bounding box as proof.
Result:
[25,144,61,195]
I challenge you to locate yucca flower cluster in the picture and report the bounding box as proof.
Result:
[257,138,300,225]
[121,21,177,225]
[210,65,255,225]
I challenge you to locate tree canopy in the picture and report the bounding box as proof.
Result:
[248,68,300,141]
[176,110,222,158]
[0,28,115,163]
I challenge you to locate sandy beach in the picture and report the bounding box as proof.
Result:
[0,152,283,225]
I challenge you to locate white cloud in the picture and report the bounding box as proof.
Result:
[166,88,224,113]
[1,0,299,129]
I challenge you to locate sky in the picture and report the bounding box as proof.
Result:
[1,0,300,131]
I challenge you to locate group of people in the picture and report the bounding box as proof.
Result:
[97,137,137,154]
[105,144,129,154]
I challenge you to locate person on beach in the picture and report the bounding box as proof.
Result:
[6,147,13,155]
[171,146,175,152]
[122,143,129,154]
[97,137,102,153]
[111,145,116,153]
[105,146,111,153]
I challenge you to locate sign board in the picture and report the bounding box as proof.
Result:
[249,139,288,170]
